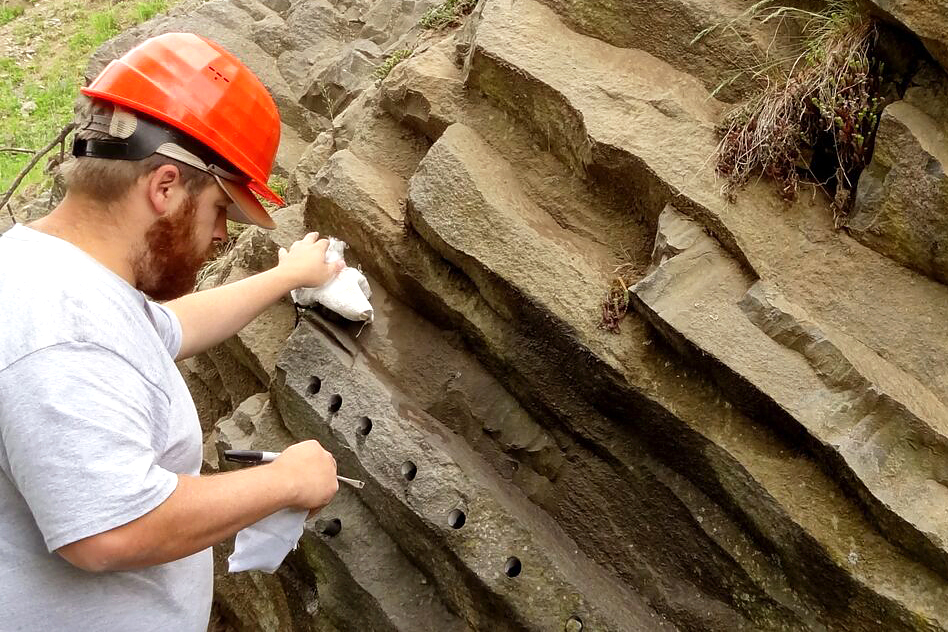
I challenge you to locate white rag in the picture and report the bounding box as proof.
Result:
[282,237,373,322]
[227,507,308,573]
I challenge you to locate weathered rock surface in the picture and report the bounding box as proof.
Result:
[300,39,383,118]
[850,79,948,284]
[274,319,675,632]
[632,205,948,579]
[287,132,336,204]
[531,0,782,102]
[293,484,472,632]
[0,190,53,234]
[464,0,948,408]
[867,0,948,74]
[306,126,948,630]
[359,0,439,47]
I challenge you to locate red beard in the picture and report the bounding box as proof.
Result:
[135,195,217,301]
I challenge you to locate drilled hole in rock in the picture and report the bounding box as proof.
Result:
[328,394,342,413]
[307,377,321,395]
[504,557,522,578]
[357,416,372,436]
[322,518,342,537]
[448,509,466,529]
[564,616,584,632]
[401,461,417,481]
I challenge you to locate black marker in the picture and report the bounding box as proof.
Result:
[223,449,365,489]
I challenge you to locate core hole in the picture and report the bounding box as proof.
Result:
[564,616,584,632]
[322,518,342,537]
[401,461,417,481]
[357,416,373,436]
[504,556,522,578]
[328,394,342,412]
[307,377,321,395]
[448,509,466,529]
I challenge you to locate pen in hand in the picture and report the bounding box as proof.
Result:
[223,449,365,489]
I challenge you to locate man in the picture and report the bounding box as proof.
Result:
[0,33,341,630]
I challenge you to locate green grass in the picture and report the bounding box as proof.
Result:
[374,48,413,81]
[267,174,288,202]
[0,0,179,199]
[419,0,476,30]
[135,0,168,23]
[0,6,24,26]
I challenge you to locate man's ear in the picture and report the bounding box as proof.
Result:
[146,164,183,217]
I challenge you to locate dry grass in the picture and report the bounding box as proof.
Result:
[600,276,630,333]
[715,1,883,220]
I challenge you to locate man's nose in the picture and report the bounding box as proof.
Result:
[213,210,228,243]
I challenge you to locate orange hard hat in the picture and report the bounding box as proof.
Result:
[80,32,283,228]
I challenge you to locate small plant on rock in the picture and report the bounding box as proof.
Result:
[715,0,885,220]
[419,0,477,30]
[600,276,631,333]
[374,48,413,82]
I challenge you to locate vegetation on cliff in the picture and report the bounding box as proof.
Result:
[713,0,885,222]
[0,0,176,217]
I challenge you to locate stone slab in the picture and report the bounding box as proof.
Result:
[631,206,948,579]
[273,320,673,632]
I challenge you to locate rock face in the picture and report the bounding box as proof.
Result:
[80,0,948,630]
[867,0,948,74]
[529,0,782,102]
[849,64,948,285]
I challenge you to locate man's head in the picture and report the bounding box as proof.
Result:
[133,174,224,301]
[61,32,284,298]
[62,102,230,299]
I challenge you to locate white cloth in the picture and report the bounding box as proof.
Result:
[227,508,308,573]
[282,238,374,322]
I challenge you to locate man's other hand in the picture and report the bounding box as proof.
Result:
[277,232,345,289]
[272,439,339,511]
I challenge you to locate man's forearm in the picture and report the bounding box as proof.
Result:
[58,465,297,572]
[166,267,296,360]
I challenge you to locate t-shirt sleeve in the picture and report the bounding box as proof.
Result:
[145,300,183,358]
[0,342,179,552]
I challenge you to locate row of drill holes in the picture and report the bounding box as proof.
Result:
[307,377,343,413]
[306,379,528,580]
[320,519,523,581]
[398,465,469,531]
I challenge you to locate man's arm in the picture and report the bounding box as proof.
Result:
[166,232,344,360]
[57,440,338,572]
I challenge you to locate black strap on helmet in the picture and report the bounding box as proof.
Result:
[72,109,243,180]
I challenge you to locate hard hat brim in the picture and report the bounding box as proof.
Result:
[215,174,277,230]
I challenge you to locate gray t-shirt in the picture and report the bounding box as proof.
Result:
[0,224,212,631]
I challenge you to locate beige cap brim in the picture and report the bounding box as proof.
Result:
[215,174,276,230]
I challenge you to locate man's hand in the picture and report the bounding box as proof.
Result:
[271,439,339,511]
[167,230,346,360]
[277,232,346,290]
[57,439,340,572]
